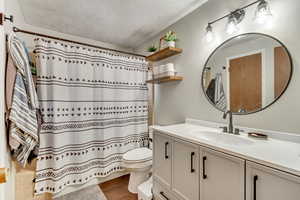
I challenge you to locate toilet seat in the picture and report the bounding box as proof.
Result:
[123,147,152,163]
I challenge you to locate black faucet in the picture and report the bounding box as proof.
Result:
[223,110,233,134]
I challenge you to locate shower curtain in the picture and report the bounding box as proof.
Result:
[33,38,149,195]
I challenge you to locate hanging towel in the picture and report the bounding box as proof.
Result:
[214,73,227,111]
[8,34,39,109]
[7,33,40,167]
[5,54,17,123]
[206,78,216,103]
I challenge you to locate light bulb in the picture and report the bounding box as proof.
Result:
[205,24,214,43]
[226,15,239,34]
[254,0,273,24]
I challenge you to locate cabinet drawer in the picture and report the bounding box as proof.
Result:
[153,179,178,200]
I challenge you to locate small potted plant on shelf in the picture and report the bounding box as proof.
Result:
[147,45,157,53]
[164,31,177,48]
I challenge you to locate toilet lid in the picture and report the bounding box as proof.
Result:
[123,148,152,162]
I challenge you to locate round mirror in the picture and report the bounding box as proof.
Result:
[202,33,292,115]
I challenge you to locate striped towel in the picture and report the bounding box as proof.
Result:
[8,33,40,167]
[214,73,227,111]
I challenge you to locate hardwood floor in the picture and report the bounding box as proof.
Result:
[99,175,138,200]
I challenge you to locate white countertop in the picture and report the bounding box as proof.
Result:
[152,121,300,177]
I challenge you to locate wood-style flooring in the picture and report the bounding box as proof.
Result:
[99,175,138,200]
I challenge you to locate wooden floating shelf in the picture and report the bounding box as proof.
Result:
[146,76,183,84]
[146,47,183,62]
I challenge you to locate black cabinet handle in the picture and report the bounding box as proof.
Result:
[254,175,258,200]
[202,156,207,179]
[191,152,195,173]
[165,142,169,159]
[160,191,169,200]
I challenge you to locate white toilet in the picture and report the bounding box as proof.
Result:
[122,147,152,193]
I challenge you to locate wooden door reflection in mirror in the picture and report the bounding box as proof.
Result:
[229,53,262,113]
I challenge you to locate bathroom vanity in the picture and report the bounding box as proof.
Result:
[152,120,300,200]
[152,31,298,200]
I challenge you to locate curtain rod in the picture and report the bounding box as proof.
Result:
[12,27,146,58]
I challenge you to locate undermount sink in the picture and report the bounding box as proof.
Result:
[189,130,254,146]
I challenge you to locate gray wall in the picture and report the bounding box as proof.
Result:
[136,0,300,134]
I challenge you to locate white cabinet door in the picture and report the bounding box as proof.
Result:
[172,138,199,200]
[153,132,172,188]
[246,162,300,200]
[200,148,245,200]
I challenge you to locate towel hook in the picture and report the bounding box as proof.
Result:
[4,15,14,23]
[0,13,14,25]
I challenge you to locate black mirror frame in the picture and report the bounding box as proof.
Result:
[201,32,293,115]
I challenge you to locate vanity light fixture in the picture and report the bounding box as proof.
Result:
[254,0,273,24]
[205,0,273,42]
[205,23,214,43]
[226,15,238,35]
[226,9,245,35]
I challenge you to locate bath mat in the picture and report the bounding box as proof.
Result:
[54,185,107,200]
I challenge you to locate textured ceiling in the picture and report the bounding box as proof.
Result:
[19,0,208,48]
